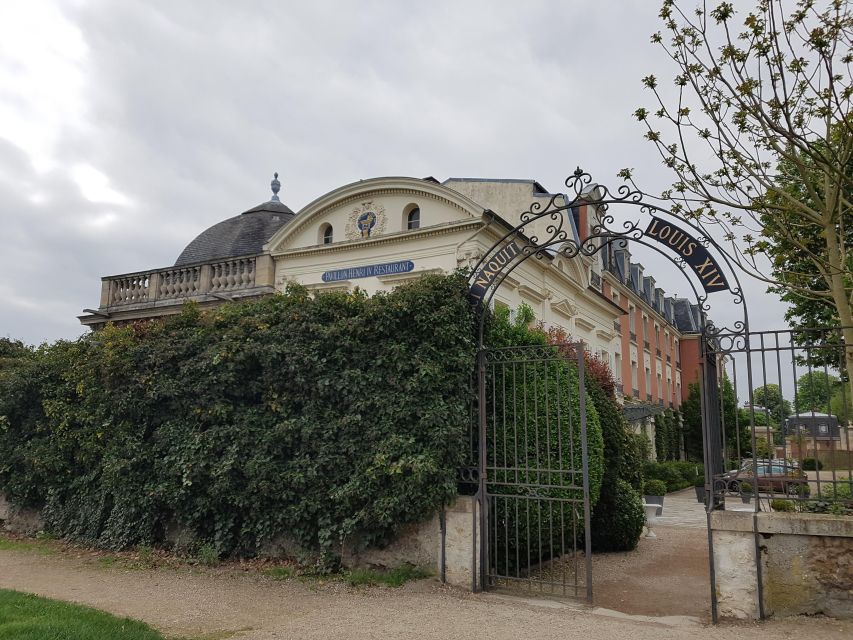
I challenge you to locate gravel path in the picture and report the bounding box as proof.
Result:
[2,546,853,640]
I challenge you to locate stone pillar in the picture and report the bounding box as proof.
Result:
[442,496,481,589]
[339,495,480,590]
[147,272,160,302]
[255,254,275,288]
[99,279,112,307]
[199,264,212,293]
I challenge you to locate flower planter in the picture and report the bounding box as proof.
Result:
[694,485,706,503]
[643,495,664,515]
[741,493,753,504]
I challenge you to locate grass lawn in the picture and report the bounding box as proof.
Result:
[0,589,167,640]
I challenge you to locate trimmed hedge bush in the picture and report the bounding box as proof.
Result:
[543,325,644,552]
[642,479,667,496]
[802,457,824,471]
[486,308,605,573]
[0,275,476,564]
[642,461,703,492]
[591,479,645,552]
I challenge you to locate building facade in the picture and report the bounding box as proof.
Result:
[80,174,705,414]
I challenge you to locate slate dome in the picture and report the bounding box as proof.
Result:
[174,174,295,266]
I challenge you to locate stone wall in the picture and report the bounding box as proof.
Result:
[0,491,481,589]
[0,493,43,535]
[343,496,479,589]
[711,510,853,619]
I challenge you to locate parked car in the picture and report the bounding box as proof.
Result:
[722,461,810,496]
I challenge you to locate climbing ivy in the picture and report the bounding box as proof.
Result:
[0,275,476,564]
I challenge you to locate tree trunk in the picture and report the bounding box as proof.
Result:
[823,228,853,412]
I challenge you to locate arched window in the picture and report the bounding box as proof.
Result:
[406,207,420,230]
[320,224,333,245]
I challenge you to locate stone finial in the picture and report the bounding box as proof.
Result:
[270,172,281,202]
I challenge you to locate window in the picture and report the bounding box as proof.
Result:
[320,224,333,245]
[628,305,636,332]
[631,361,638,388]
[406,207,420,230]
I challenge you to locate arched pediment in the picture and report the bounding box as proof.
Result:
[265,177,486,254]
[553,255,587,290]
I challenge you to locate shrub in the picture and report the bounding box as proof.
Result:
[196,543,219,566]
[591,479,645,552]
[770,499,795,512]
[740,482,753,493]
[0,275,477,565]
[545,326,642,552]
[642,461,689,492]
[643,479,667,496]
[802,457,824,471]
[671,461,703,484]
[622,433,646,493]
[822,481,853,501]
[486,310,605,573]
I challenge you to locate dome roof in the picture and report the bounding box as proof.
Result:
[174,174,295,266]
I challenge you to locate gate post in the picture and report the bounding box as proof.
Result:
[476,349,488,592]
[577,343,593,604]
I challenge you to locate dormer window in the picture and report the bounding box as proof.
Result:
[320,223,333,245]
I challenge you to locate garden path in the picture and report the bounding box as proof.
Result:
[4,539,852,639]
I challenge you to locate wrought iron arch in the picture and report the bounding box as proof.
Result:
[467,169,753,620]
[468,168,750,346]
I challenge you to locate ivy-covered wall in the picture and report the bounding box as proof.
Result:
[0,275,476,565]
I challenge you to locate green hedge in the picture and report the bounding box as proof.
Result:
[591,479,645,552]
[642,461,703,493]
[485,307,605,573]
[0,275,476,564]
[654,409,682,462]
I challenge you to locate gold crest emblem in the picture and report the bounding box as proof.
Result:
[346,201,386,240]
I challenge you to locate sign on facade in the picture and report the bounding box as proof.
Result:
[321,260,414,282]
[469,241,522,302]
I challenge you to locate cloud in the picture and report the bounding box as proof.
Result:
[0,0,791,348]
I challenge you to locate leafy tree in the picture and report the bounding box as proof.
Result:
[740,407,769,427]
[682,382,703,460]
[625,1,853,399]
[752,383,792,422]
[830,384,852,422]
[0,338,32,378]
[754,436,772,459]
[765,143,852,372]
[795,370,840,412]
[683,376,744,460]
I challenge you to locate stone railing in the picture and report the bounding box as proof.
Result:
[100,254,273,309]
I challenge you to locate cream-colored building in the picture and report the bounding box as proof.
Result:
[80,174,624,359]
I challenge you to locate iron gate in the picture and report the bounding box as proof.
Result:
[477,342,592,601]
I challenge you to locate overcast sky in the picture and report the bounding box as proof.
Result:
[0,0,790,351]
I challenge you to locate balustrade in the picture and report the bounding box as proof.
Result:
[101,255,261,307]
[159,266,201,299]
[109,274,150,305]
[210,257,255,292]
